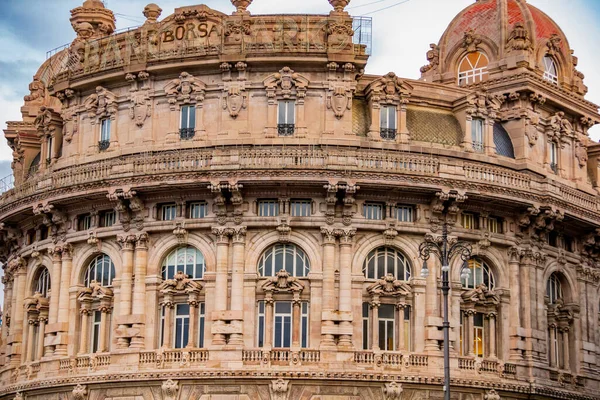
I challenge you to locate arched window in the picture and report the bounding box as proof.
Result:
[493,122,515,158]
[258,244,310,277]
[28,152,41,177]
[543,56,558,84]
[547,272,562,304]
[161,246,205,280]
[363,247,411,281]
[84,254,115,287]
[35,267,51,297]
[462,258,495,289]
[458,52,489,85]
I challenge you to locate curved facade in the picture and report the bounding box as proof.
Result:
[1,0,600,399]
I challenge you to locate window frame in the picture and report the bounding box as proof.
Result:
[84,254,116,287]
[462,258,495,290]
[543,56,559,85]
[380,105,397,140]
[394,205,414,222]
[363,202,385,220]
[258,243,310,278]
[189,201,208,219]
[471,118,484,152]
[547,273,562,304]
[363,246,411,281]
[35,267,51,297]
[161,246,206,280]
[458,52,489,85]
[160,203,178,221]
[277,100,296,136]
[179,105,196,140]
[549,141,559,173]
[258,199,280,217]
[290,199,312,217]
[100,210,116,227]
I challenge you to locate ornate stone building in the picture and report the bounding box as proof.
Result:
[0,0,599,398]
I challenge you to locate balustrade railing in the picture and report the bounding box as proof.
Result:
[138,348,208,368]
[242,349,264,363]
[458,357,477,370]
[463,163,531,189]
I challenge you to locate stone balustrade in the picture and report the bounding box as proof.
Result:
[1,146,597,221]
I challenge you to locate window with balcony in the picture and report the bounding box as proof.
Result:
[362,303,411,351]
[471,118,484,152]
[189,201,208,219]
[363,247,411,281]
[458,52,489,85]
[460,311,486,357]
[78,214,92,231]
[180,105,196,140]
[394,205,414,222]
[547,273,562,305]
[160,203,177,221]
[161,246,205,280]
[364,202,384,220]
[546,272,572,371]
[290,199,312,217]
[278,100,295,136]
[550,141,559,173]
[380,105,397,140]
[543,56,559,84]
[99,118,111,151]
[258,199,280,217]
[99,210,116,227]
[487,216,502,234]
[90,310,102,353]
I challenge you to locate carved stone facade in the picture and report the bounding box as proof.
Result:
[1,0,600,400]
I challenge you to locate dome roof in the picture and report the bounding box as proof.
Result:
[422,0,585,94]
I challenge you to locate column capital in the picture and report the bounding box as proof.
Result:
[231,226,247,243]
[508,246,521,262]
[99,305,113,314]
[369,300,380,309]
[395,302,407,310]
[48,245,63,261]
[465,309,476,316]
[61,243,74,260]
[486,312,497,319]
[335,227,356,245]
[320,226,336,244]
[212,227,233,244]
[117,234,137,250]
[136,232,149,249]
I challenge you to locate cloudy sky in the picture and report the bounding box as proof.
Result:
[0,0,599,174]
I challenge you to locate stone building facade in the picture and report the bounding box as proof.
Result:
[1,0,600,399]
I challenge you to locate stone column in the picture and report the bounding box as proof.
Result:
[562,327,570,370]
[118,235,135,317]
[55,245,73,356]
[337,228,356,348]
[37,317,47,359]
[424,259,440,353]
[488,312,497,359]
[26,320,36,361]
[187,300,198,348]
[411,277,426,353]
[549,324,557,368]
[466,310,475,356]
[79,309,92,355]
[396,303,406,351]
[48,247,62,324]
[320,227,336,347]
[519,250,533,359]
[13,261,27,363]
[292,297,301,347]
[131,233,149,348]
[484,119,496,155]
[2,277,13,342]
[211,227,231,345]
[229,227,246,346]
[370,299,380,351]
[161,300,174,348]
[264,295,274,348]
[98,306,111,353]
[508,247,522,360]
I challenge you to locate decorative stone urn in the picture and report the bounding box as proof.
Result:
[329,0,350,13]
[143,3,162,23]
[231,0,252,14]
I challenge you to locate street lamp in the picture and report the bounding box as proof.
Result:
[418,209,472,400]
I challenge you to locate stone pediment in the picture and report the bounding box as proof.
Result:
[159,271,202,295]
[461,283,499,305]
[367,274,411,297]
[262,269,304,293]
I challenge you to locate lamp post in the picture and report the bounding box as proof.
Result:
[418,207,472,400]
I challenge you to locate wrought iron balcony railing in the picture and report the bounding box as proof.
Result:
[380,128,397,140]
[550,162,559,174]
[179,128,195,140]
[98,140,111,151]
[278,124,295,136]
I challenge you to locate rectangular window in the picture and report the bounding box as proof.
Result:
[100,210,116,227]
[174,303,190,349]
[180,105,196,140]
[473,312,484,358]
[290,199,312,217]
[460,311,464,356]
[189,201,208,219]
[394,205,414,222]
[257,301,265,348]
[199,302,205,348]
[378,304,395,351]
[487,217,501,233]
[47,136,53,162]
[258,199,279,217]
[461,213,476,229]
[362,302,370,350]
[100,118,111,142]
[364,202,384,220]
[550,142,558,173]
[79,214,92,231]
[471,118,484,152]
[301,302,309,348]
[380,105,397,139]
[91,310,102,353]
[278,100,295,136]
[403,306,411,351]
[274,301,292,348]
[161,204,177,221]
